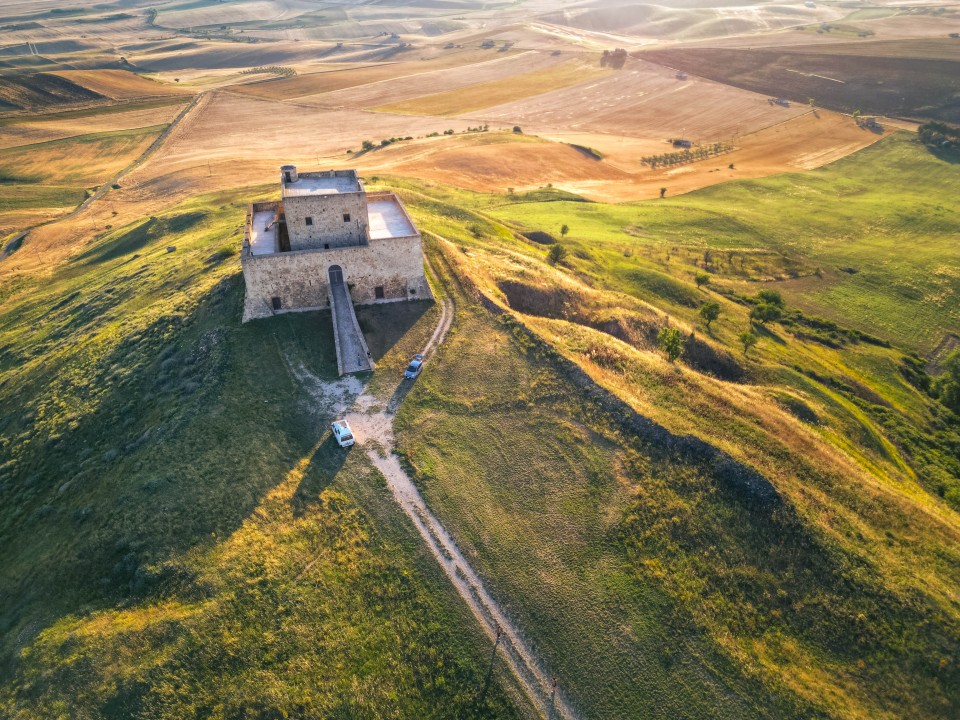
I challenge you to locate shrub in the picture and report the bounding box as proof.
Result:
[750,303,782,325]
[657,326,684,362]
[546,244,568,265]
[513,126,523,134]
[934,350,960,414]
[755,289,785,307]
[695,271,710,289]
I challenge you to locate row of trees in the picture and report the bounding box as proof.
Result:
[918,121,960,149]
[642,142,733,169]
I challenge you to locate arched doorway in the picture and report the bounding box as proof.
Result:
[328,264,344,285]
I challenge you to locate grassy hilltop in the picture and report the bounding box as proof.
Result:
[384,132,960,719]
[0,131,957,719]
[0,192,523,718]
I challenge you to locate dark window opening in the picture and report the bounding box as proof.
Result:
[343,213,351,222]
[410,288,417,294]
[324,243,330,250]
[374,286,385,299]
[271,297,282,311]
[284,172,291,183]
[305,216,313,226]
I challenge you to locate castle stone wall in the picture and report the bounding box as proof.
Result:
[283,193,368,251]
[241,234,431,321]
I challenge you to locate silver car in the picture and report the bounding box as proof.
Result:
[404,353,425,379]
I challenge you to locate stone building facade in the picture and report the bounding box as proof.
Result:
[240,167,432,322]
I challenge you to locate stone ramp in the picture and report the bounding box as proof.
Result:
[329,274,374,376]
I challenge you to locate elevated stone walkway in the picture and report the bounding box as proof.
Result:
[329,273,374,375]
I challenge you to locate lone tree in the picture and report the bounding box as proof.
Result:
[750,288,784,324]
[560,224,569,238]
[750,303,782,325]
[657,326,685,362]
[695,271,711,289]
[699,301,721,329]
[739,330,759,355]
[547,244,568,266]
[513,125,523,134]
[660,187,667,199]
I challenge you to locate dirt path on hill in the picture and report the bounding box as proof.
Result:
[293,296,579,720]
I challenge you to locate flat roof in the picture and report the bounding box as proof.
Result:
[249,209,278,255]
[368,197,415,240]
[283,172,361,197]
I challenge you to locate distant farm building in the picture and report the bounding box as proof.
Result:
[675,71,688,80]
[240,167,431,373]
[770,97,791,107]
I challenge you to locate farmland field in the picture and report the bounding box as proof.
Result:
[0,124,170,236]
[0,102,186,151]
[467,57,808,140]
[642,43,960,122]
[376,59,609,116]
[229,49,508,101]
[52,69,189,99]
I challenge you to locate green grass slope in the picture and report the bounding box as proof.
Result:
[480,133,959,354]
[370,139,960,719]
[0,192,522,719]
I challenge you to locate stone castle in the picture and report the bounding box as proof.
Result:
[240,167,432,373]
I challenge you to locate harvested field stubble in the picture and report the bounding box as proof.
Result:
[464,58,807,139]
[642,45,960,122]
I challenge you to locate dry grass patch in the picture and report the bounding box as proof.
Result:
[376,60,610,116]
[53,70,189,99]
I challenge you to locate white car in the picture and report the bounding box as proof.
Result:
[404,353,424,379]
[331,419,355,447]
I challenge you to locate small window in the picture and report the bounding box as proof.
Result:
[324,243,330,250]
[343,213,351,223]
[284,171,291,182]
[271,297,282,311]
[305,216,313,226]
[374,286,385,299]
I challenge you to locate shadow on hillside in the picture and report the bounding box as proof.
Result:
[291,434,350,519]
[0,274,341,662]
[926,145,960,164]
[356,299,432,362]
[74,211,207,265]
[754,323,787,345]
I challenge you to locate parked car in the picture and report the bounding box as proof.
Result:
[331,419,355,447]
[404,353,424,379]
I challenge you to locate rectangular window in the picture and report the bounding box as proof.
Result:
[305,216,313,226]
[374,286,385,299]
[343,213,351,223]
[271,297,282,311]
[324,243,330,250]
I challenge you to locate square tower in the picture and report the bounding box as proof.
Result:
[280,166,370,251]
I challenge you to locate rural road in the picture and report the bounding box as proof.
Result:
[294,294,579,720]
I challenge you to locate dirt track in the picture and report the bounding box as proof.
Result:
[292,294,579,720]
